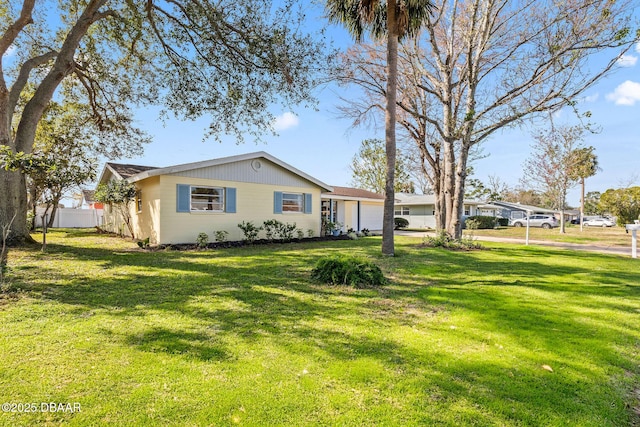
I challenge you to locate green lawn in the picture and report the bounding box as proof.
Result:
[1,230,639,426]
[467,224,631,246]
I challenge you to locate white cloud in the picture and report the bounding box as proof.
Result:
[582,93,599,103]
[606,80,640,106]
[617,54,638,67]
[636,42,640,54]
[273,112,299,131]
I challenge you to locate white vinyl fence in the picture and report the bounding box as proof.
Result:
[35,208,103,228]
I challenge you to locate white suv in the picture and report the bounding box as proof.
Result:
[511,215,558,229]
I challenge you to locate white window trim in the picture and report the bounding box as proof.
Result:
[136,190,142,213]
[190,186,225,212]
[281,192,304,213]
[394,206,410,216]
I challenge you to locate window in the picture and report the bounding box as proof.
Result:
[177,185,236,213]
[464,205,470,216]
[274,192,312,214]
[394,206,409,215]
[282,193,303,212]
[191,186,224,211]
[136,190,142,213]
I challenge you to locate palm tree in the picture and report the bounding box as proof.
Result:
[325,0,433,256]
[569,147,599,232]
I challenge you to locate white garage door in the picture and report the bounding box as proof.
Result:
[360,203,383,231]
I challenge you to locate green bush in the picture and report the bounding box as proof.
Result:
[424,230,482,251]
[263,219,282,240]
[238,221,262,243]
[275,222,297,241]
[394,217,409,229]
[137,237,150,249]
[214,230,229,243]
[311,255,386,288]
[465,216,498,229]
[196,232,209,249]
[497,217,509,226]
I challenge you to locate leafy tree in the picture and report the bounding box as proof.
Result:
[598,187,640,226]
[501,188,543,207]
[325,0,434,256]
[521,124,586,233]
[94,180,137,239]
[568,147,599,230]
[334,0,638,238]
[0,0,327,243]
[584,191,603,216]
[350,138,415,194]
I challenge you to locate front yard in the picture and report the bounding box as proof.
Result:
[1,230,638,426]
[467,224,631,246]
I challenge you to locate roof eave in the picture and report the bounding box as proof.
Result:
[126,151,333,191]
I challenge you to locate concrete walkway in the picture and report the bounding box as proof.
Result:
[395,230,635,257]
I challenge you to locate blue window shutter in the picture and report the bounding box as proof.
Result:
[177,184,191,212]
[304,193,312,214]
[274,191,283,214]
[225,187,236,213]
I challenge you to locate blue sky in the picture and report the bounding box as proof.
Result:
[114,15,640,208]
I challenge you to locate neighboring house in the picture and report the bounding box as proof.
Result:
[97,152,332,244]
[321,186,385,233]
[393,193,487,229]
[489,201,558,223]
[76,189,104,209]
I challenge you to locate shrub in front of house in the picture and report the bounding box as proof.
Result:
[196,232,209,249]
[275,222,297,241]
[238,221,262,243]
[423,230,482,251]
[214,230,229,243]
[311,255,386,288]
[394,217,409,229]
[464,215,498,229]
[263,219,281,241]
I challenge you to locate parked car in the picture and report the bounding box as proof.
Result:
[511,215,558,229]
[583,217,615,227]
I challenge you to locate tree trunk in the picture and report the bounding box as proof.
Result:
[0,0,106,243]
[0,169,33,244]
[580,177,585,232]
[443,138,457,236]
[381,4,399,256]
[46,197,61,229]
[449,147,470,239]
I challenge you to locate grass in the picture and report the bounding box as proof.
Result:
[466,224,631,246]
[1,229,639,426]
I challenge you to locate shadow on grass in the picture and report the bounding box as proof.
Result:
[7,232,640,424]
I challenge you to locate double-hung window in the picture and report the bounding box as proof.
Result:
[274,191,312,214]
[177,185,236,213]
[394,206,409,215]
[190,186,224,211]
[136,190,142,213]
[282,193,303,213]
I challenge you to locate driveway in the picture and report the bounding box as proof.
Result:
[395,230,634,257]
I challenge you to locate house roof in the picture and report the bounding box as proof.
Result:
[99,152,333,192]
[322,186,385,201]
[98,162,158,183]
[395,193,485,206]
[81,189,96,204]
[489,200,557,214]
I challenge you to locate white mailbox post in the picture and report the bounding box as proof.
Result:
[626,223,640,258]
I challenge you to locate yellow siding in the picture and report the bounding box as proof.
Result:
[131,176,161,243]
[158,175,322,244]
